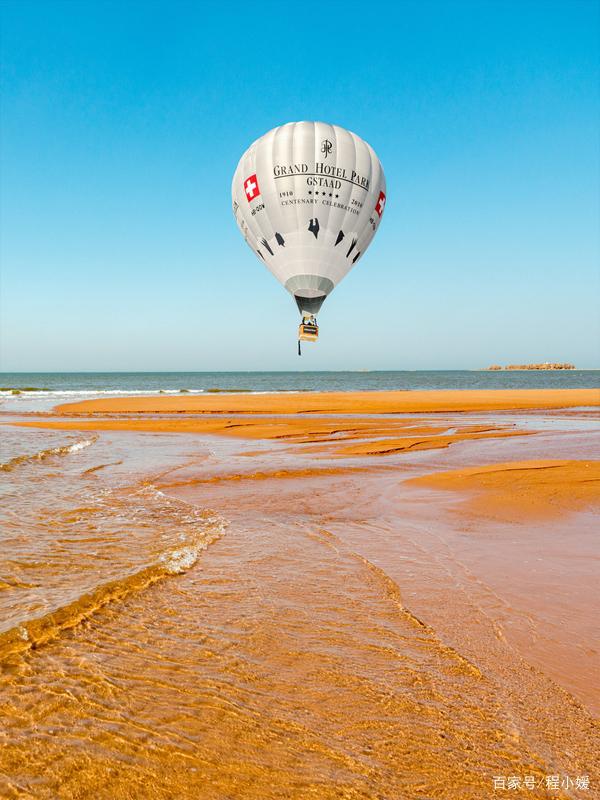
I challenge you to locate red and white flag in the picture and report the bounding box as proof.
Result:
[375,190,386,217]
[244,174,260,202]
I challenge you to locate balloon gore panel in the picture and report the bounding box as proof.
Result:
[232,121,386,316]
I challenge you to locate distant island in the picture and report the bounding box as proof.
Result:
[485,363,575,371]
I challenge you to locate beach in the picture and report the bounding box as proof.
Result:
[1,387,599,798]
[4,0,599,796]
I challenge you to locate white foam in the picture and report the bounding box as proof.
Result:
[1,437,97,470]
[0,389,207,397]
[160,544,205,574]
[0,388,306,398]
[63,439,95,454]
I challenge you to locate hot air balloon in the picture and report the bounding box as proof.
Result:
[231,122,386,354]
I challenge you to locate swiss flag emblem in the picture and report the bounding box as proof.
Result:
[375,190,386,217]
[244,174,260,202]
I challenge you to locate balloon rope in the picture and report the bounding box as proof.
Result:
[298,339,301,356]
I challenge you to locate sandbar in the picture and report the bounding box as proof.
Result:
[54,387,599,415]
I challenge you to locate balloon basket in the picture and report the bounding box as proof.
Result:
[298,320,318,342]
[297,318,318,356]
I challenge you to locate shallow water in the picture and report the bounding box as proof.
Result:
[1,410,598,798]
[0,427,226,659]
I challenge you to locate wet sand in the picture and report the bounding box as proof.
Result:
[55,387,600,415]
[16,413,536,457]
[2,389,599,798]
[408,460,600,520]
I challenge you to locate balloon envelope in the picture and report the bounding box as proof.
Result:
[232,121,386,316]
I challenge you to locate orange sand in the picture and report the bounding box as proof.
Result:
[335,428,530,456]
[15,415,534,457]
[19,415,442,440]
[407,459,600,521]
[3,394,600,797]
[15,389,593,460]
[54,388,599,415]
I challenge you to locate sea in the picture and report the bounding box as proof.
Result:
[1,369,598,412]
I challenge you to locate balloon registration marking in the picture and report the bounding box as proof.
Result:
[232,122,387,353]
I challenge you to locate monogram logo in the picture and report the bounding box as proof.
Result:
[321,139,333,158]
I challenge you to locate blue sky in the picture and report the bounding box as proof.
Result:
[1,0,598,370]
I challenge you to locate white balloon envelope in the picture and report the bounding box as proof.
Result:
[231,121,386,347]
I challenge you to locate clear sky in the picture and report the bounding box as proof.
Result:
[1,0,598,371]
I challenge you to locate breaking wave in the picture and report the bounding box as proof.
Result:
[0,389,306,398]
[0,437,97,472]
[0,389,209,397]
[0,505,227,662]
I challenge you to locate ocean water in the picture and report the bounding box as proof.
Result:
[1,369,598,401]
